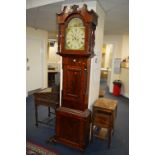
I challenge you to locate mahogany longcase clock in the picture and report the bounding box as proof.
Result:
[55,4,98,151]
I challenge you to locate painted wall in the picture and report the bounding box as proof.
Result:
[48,42,61,63]
[104,34,129,97]
[48,41,61,85]
[61,1,105,109]
[26,27,48,95]
[120,35,129,97]
[104,35,123,92]
[120,68,129,97]
[104,44,113,68]
[88,1,105,109]
[121,35,129,59]
[27,0,63,9]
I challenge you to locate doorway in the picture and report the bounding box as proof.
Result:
[26,37,43,94]
[100,44,114,90]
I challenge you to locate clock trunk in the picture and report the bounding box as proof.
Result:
[62,57,90,111]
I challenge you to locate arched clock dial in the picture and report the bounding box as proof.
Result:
[65,18,85,50]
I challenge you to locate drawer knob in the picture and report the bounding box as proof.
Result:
[73,59,76,62]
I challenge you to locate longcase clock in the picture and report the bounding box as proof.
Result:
[55,4,98,151]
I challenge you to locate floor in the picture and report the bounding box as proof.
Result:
[26,78,129,155]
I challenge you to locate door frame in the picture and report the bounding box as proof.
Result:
[26,36,44,95]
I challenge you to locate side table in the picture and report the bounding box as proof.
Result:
[91,98,118,148]
[34,87,59,127]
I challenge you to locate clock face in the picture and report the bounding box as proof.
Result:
[65,18,85,50]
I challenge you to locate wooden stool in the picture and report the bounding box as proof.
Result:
[34,86,59,127]
[91,98,118,148]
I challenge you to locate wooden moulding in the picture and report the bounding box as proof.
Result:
[57,4,98,25]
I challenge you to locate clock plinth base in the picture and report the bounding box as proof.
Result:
[55,107,91,151]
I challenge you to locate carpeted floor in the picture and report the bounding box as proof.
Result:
[26,78,129,155]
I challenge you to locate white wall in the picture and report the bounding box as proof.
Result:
[61,1,105,109]
[48,41,61,86]
[104,34,129,97]
[48,42,61,63]
[104,35,123,92]
[120,68,129,97]
[121,35,129,59]
[120,34,129,97]
[104,44,113,68]
[26,27,48,95]
[27,0,63,9]
[88,2,105,109]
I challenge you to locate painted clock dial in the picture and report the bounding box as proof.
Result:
[65,18,85,50]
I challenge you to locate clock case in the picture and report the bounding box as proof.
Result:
[55,4,98,151]
[57,4,98,57]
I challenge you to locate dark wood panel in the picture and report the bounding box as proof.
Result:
[61,57,90,111]
[66,67,82,97]
[55,107,91,151]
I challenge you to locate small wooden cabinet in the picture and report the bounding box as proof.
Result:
[91,98,118,148]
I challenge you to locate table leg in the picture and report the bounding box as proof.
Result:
[91,116,94,142]
[112,107,117,135]
[90,124,93,142]
[115,105,118,117]
[108,128,112,149]
[48,107,51,117]
[35,105,38,127]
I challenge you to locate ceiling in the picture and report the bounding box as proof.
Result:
[26,0,129,38]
